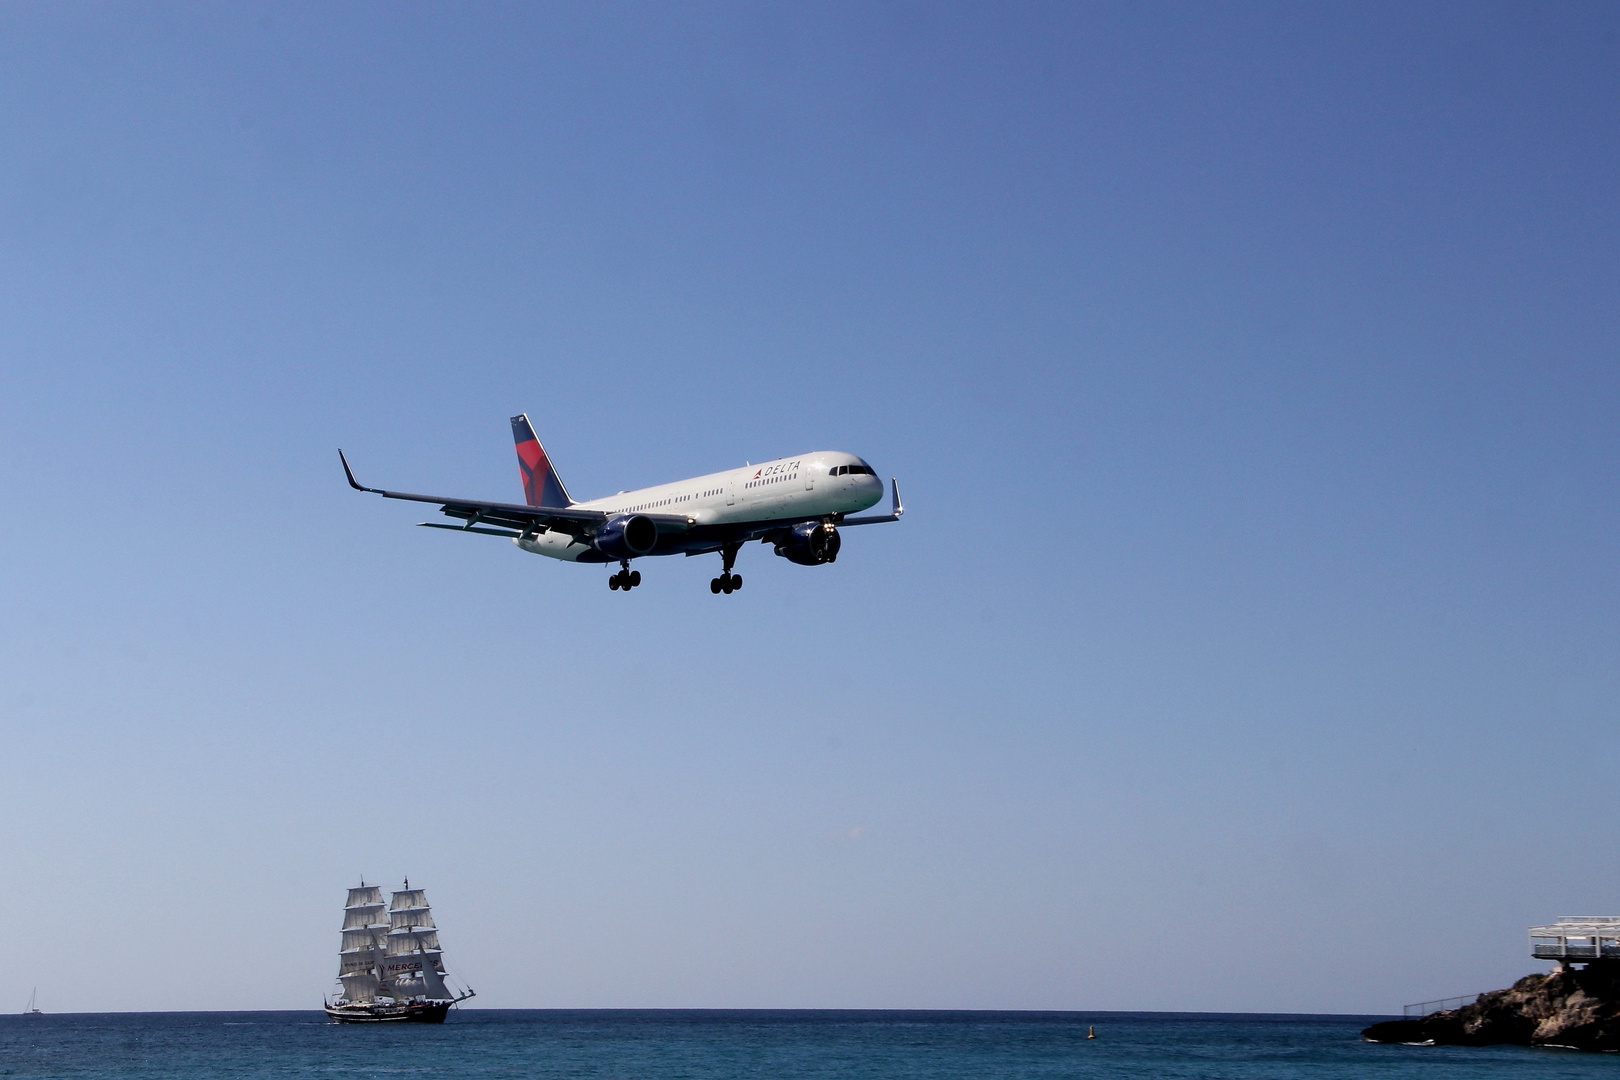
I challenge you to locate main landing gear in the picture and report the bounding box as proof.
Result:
[608,561,642,591]
[710,544,742,595]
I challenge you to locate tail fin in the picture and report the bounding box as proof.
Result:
[510,413,574,507]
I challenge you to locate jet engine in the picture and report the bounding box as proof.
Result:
[594,514,658,560]
[774,521,841,566]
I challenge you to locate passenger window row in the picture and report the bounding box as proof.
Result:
[624,468,847,510]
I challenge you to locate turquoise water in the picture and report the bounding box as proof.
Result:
[1,1010,1614,1079]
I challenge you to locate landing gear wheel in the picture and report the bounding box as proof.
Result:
[629,570,641,587]
[608,575,621,590]
[713,544,743,595]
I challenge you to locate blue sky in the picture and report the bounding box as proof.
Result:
[1,2,1617,1013]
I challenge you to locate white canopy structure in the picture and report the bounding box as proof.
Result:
[1529,917,1620,962]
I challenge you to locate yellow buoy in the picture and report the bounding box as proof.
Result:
[1087,1025,1096,1039]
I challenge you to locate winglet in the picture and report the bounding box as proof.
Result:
[339,449,378,493]
[836,477,906,527]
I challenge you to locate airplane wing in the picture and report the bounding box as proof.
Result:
[840,478,905,526]
[340,451,693,538]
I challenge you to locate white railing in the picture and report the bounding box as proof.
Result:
[1403,994,1478,1019]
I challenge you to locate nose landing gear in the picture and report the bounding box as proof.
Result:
[710,544,743,595]
[608,561,642,591]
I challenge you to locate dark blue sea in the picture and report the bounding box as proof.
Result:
[2,1010,1614,1079]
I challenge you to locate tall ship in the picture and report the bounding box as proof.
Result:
[325,879,475,1023]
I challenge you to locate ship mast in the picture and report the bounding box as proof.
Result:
[337,882,390,1003]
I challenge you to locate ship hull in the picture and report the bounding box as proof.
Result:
[325,1000,453,1024]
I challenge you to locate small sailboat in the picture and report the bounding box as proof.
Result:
[324,879,475,1023]
[23,989,42,1016]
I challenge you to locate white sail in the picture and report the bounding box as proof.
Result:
[390,889,429,911]
[341,928,388,952]
[383,965,449,1000]
[346,886,384,908]
[343,906,388,930]
[387,976,422,998]
[419,964,451,1000]
[340,972,380,1002]
[386,929,441,956]
[340,950,381,974]
[389,908,436,929]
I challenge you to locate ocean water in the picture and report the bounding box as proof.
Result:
[2,1009,1615,1079]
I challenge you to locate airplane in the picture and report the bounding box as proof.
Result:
[340,414,903,594]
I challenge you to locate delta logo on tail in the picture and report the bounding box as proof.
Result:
[511,414,572,508]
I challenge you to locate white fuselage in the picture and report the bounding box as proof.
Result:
[516,452,884,561]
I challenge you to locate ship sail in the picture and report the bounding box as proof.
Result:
[387,929,441,955]
[334,882,391,1001]
[344,905,387,930]
[342,928,386,951]
[339,972,380,1002]
[347,885,384,907]
[390,907,435,929]
[384,957,452,996]
[381,885,454,999]
[340,952,379,974]
[390,889,429,911]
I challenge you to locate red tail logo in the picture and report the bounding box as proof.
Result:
[510,414,573,507]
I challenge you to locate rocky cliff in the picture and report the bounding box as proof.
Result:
[1364,963,1620,1051]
